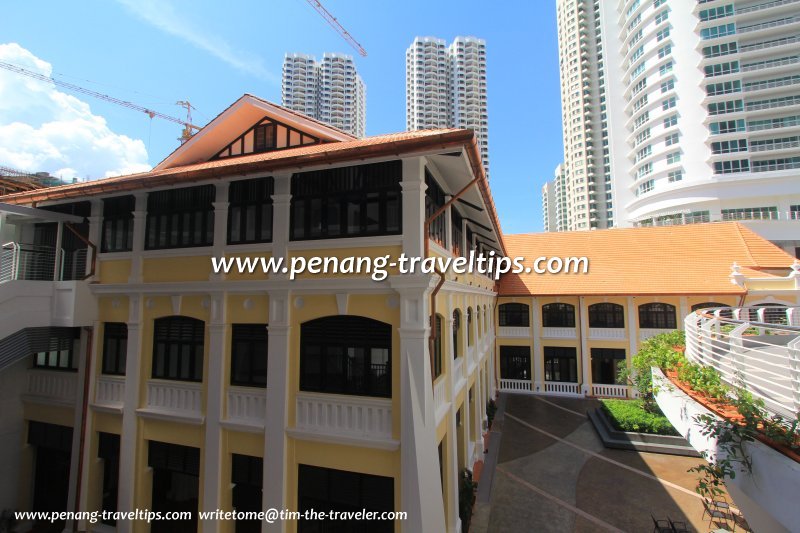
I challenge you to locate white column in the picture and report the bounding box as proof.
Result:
[53,221,63,281]
[444,199,453,251]
[117,295,143,533]
[389,275,446,533]
[263,289,291,533]
[531,297,542,392]
[64,327,90,533]
[87,199,102,279]
[579,297,591,395]
[679,297,689,330]
[210,183,229,281]
[128,193,147,284]
[202,293,227,530]
[271,173,292,262]
[628,297,638,359]
[401,157,426,258]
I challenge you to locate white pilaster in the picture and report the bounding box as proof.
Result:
[87,199,102,279]
[679,297,689,330]
[210,183,229,281]
[271,173,292,264]
[627,296,637,358]
[579,296,591,395]
[128,193,147,284]
[202,293,227,530]
[263,289,291,533]
[531,297,542,392]
[117,295,143,533]
[401,157,426,258]
[64,326,90,533]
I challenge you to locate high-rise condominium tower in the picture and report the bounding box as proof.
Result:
[406,37,490,176]
[551,0,615,231]
[549,0,800,252]
[282,53,366,137]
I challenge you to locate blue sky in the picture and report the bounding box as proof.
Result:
[1,0,562,234]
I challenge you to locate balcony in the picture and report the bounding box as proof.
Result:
[137,379,203,424]
[499,378,532,393]
[542,327,578,339]
[93,375,125,413]
[225,386,266,430]
[24,369,78,406]
[589,327,626,340]
[292,392,395,449]
[497,326,531,338]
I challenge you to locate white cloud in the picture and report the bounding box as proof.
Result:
[0,43,151,181]
[115,0,277,83]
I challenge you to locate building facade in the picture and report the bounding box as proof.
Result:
[406,37,490,177]
[282,53,366,138]
[0,96,500,533]
[552,0,800,250]
[552,0,615,231]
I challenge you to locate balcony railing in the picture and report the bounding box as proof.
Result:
[295,392,393,443]
[94,375,125,411]
[25,370,78,406]
[684,307,800,419]
[737,15,800,34]
[736,0,800,15]
[591,384,629,398]
[0,242,89,282]
[227,386,266,428]
[142,380,203,422]
[544,381,581,396]
[499,378,532,392]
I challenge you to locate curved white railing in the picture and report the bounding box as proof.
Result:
[684,306,800,418]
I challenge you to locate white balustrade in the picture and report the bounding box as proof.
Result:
[94,375,125,410]
[591,383,628,398]
[143,380,203,420]
[26,370,78,405]
[227,386,266,427]
[544,381,581,396]
[589,327,626,340]
[295,392,392,442]
[499,379,532,392]
[497,326,531,338]
[542,327,577,339]
[640,328,674,342]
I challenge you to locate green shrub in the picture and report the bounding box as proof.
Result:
[600,399,679,436]
[486,399,497,429]
[459,469,477,532]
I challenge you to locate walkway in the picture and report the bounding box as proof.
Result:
[472,393,713,532]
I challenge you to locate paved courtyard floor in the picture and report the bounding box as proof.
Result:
[472,393,719,532]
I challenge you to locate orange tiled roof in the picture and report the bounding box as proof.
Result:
[498,222,795,296]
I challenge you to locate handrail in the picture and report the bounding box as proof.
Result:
[64,223,96,280]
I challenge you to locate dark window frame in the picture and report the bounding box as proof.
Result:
[290,161,402,241]
[638,303,677,329]
[151,316,205,382]
[253,123,277,153]
[98,432,120,526]
[591,348,626,385]
[542,303,576,328]
[544,346,578,383]
[588,303,625,328]
[425,169,447,247]
[101,195,134,253]
[433,314,443,379]
[33,329,80,372]
[232,454,263,533]
[498,303,530,327]
[145,185,215,250]
[499,346,531,381]
[452,310,462,359]
[299,316,392,398]
[102,322,128,376]
[228,177,274,245]
[230,324,268,388]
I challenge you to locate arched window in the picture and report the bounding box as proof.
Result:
[691,302,727,312]
[498,303,530,327]
[588,303,625,328]
[467,307,474,346]
[152,316,205,382]
[638,303,677,329]
[300,316,392,398]
[750,303,788,324]
[453,310,462,359]
[433,314,443,379]
[542,303,576,328]
[483,305,488,331]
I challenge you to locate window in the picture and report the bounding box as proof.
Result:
[721,206,778,220]
[701,23,736,40]
[544,346,578,383]
[253,123,276,152]
[300,316,391,398]
[232,454,263,533]
[637,179,655,196]
[426,170,447,246]
[655,9,669,24]
[706,80,741,96]
[228,177,273,244]
[668,170,683,182]
[661,78,674,93]
[102,323,127,375]
[98,433,120,526]
[591,348,626,385]
[467,307,474,346]
[432,314,443,379]
[656,27,670,41]
[145,185,215,250]
[499,346,531,381]
[703,42,738,58]
[667,151,681,164]
[637,162,653,179]
[476,307,482,338]
[708,100,743,115]
[101,195,134,253]
[498,303,530,327]
[658,44,671,59]
[297,465,393,533]
[33,328,80,371]
[542,303,575,327]
[148,441,199,533]
[709,119,745,135]
[231,324,268,388]
[692,302,727,312]
[662,97,676,111]
[152,316,205,382]
[665,133,679,146]
[663,114,678,128]
[452,310,462,359]
[713,159,750,174]
[659,61,673,76]
[630,46,644,62]
[704,61,739,77]
[630,62,646,81]
[452,208,464,257]
[711,139,747,154]
[291,161,401,240]
[634,112,650,129]
[638,303,677,329]
[700,4,733,22]
[588,303,624,328]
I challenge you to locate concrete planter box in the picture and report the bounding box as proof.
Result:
[588,406,699,457]
[653,367,800,533]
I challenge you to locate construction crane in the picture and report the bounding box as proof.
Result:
[304,0,367,57]
[0,61,201,142]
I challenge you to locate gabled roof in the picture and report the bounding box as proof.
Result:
[498,223,795,296]
[155,94,357,171]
